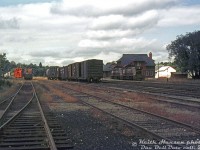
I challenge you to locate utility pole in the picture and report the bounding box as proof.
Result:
[158,62,159,79]
[0,63,2,80]
[0,69,2,80]
[167,67,169,82]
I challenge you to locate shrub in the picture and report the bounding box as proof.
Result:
[0,80,5,86]
[6,80,12,87]
[0,79,12,87]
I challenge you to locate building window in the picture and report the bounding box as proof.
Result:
[122,69,125,74]
[150,71,154,76]
[146,71,149,76]
[136,62,141,66]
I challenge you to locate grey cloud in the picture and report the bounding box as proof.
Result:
[78,37,158,54]
[89,14,159,31]
[29,50,61,58]
[23,58,46,66]
[61,59,74,66]
[28,48,77,59]
[29,48,101,66]
[84,29,142,41]
[50,0,177,17]
[113,42,167,60]
[50,5,102,17]
[85,14,159,40]
[49,0,172,44]
[6,36,35,43]
[109,0,177,16]
[0,17,20,29]
[90,22,122,31]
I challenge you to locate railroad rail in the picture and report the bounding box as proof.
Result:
[103,78,200,90]
[93,82,200,109]
[102,79,200,98]
[0,84,23,120]
[52,83,200,149]
[58,81,200,110]
[73,81,200,109]
[0,81,73,150]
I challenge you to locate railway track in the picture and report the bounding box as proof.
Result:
[95,83,200,109]
[0,82,73,150]
[0,85,23,120]
[51,83,200,149]
[103,79,200,91]
[59,81,200,110]
[102,79,200,98]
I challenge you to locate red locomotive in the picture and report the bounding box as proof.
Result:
[14,68,33,80]
[14,68,23,78]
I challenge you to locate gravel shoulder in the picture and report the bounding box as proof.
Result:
[0,79,22,102]
[35,80,144,149]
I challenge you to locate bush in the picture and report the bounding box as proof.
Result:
[0,80,5,86]
[6,80,12,87]
[0,79,12,87]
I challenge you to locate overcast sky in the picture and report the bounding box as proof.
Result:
[0,0,200,66]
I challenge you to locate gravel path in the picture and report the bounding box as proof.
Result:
[35,81,142,149]
[54,110,138,150]
[35,80,200,150]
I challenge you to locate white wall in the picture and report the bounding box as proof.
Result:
[155,66,176,78]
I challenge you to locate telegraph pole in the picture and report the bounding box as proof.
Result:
[158,62,159,79]
[0,57,1,79]
[167,67,169,82]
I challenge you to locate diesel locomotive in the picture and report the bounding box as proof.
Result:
[14,68,33,80]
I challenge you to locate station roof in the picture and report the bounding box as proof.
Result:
[156,66,176,72]
[117,54,155,66]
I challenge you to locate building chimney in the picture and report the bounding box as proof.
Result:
[149,52,152,59]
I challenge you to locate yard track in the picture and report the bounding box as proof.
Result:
[50,82,200,149]
[0,81,73,150]
[74,80,200,110]
[60,81,200,110]
[94,82,200,109]
[0,84,23,120]
[102,79,200,98]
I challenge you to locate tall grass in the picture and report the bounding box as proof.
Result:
[0,79,12,88]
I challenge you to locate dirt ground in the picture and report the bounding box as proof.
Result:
[34,80,144,150]
[1,78,199,149]
[46,80,200,128]
[0,79,22,101]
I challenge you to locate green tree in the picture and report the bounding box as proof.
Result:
[0,53,10,78]
[0,53,7,68]
[39,62,42,68]
[167,31,200,79]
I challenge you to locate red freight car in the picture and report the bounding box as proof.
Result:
[14,68,23,78]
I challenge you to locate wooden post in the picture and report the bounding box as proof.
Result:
[0,69,2,80]
[158,62,159,79]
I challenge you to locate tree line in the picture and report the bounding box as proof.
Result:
[0,53,48,78]
[167,30,200,79]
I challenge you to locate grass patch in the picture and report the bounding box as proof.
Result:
[0,79,12,88]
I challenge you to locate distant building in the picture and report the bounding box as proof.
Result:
[4,71,11,78]
[171,72,188,79]
[155,66,176,78]
[111,52,155,79]
[103,62,116,77]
